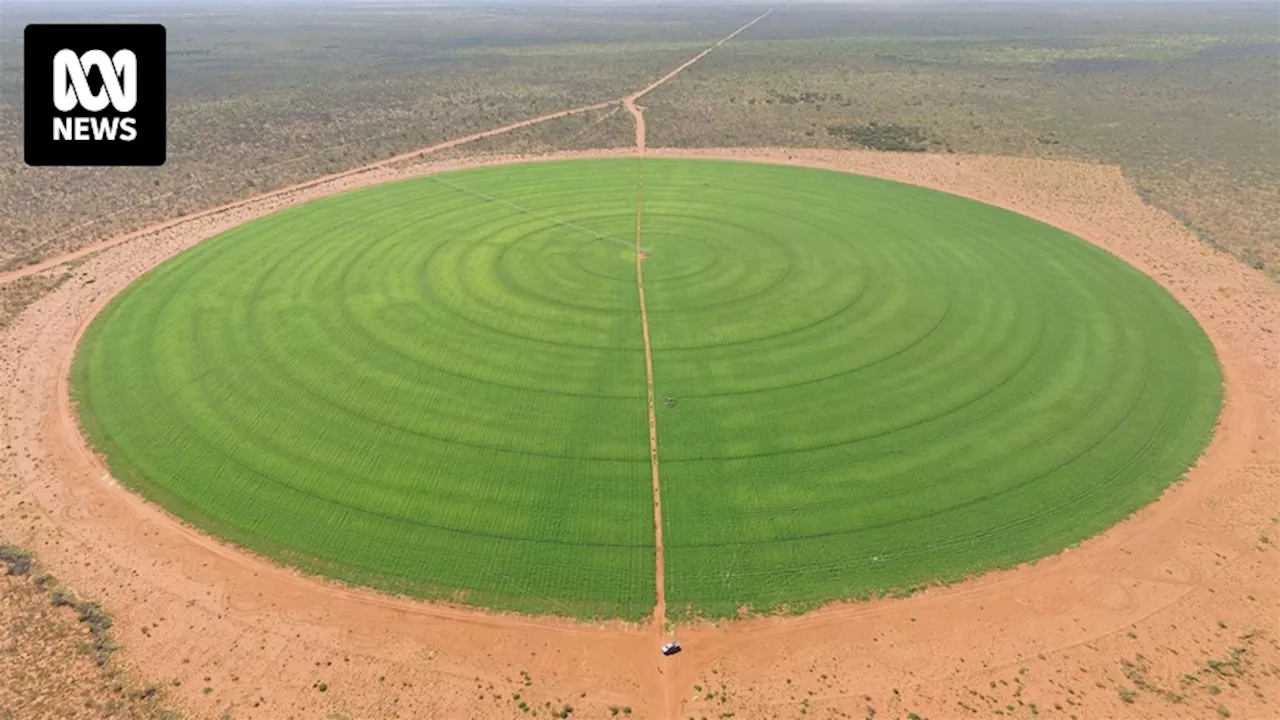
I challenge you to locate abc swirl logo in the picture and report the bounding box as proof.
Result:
[25,24,166,166]
[52,49,140,141]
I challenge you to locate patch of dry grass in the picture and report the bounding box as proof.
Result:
[0,545,176,719]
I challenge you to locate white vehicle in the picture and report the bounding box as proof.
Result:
[660,640,681,656]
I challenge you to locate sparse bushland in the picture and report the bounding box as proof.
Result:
[642,1,1280,281]
[0,269,74,328]
[0,0,754,273]
[825,122,939,153]
[2,2,1275,284]
[0,543,178,718]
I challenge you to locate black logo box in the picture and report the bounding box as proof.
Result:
[24,24,166,167]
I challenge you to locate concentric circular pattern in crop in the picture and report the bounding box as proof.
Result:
[72,158,1221,618]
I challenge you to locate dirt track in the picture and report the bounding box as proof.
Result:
[1,145,1276,719]
[624,89,675,712]
[0,102,622,287]
[0,3,779,289]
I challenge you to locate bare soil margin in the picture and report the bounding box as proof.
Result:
[1,148,1275,720]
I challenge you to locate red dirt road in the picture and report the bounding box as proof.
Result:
[625,97,647,153]
[628,3,784,101]
[1,148,1275,720]
[625,88,673,711]
[0,101,616,286]
[0,4,781,288]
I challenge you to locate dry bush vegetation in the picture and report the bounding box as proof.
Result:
[680,624,1280,720]
[643,1,1280,279]
[0,1,762,272]
[428,103,635,161]
[0,267,73,328]
[0,545,179,719]
[1,1,1275,277]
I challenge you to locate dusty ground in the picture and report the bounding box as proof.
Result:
[0,548,181,719]
[1,146,1277,720]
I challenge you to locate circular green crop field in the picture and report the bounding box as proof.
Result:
[73,158,1221,619]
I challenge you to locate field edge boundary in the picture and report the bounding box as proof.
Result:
[34,147,1241,631]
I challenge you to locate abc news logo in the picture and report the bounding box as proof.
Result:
[25,24,166,166]
[53,49,140,142]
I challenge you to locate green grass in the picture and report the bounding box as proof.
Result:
[72,158,1222,619]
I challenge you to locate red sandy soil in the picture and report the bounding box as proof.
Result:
[0,568,174,719]
[0,147,1276,720]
